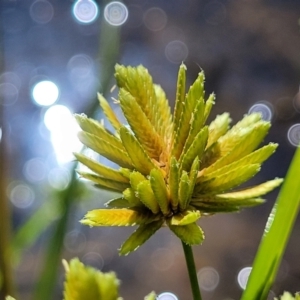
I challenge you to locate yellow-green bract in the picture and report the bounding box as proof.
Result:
[62,258,122,300]
[75,63,282,255]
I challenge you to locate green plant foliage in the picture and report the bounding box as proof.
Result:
[242,146,300,300]
[275,292,300,300]
[75,63,282,255]
[144,291,157,300]
[63,258,122,300]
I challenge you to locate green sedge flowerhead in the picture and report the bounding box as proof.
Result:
[75,63,282,255]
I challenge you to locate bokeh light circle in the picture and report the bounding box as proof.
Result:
[287,124,300,147]
[237,266,252,290]
[64,230,86,253]
[104,2,128,26]
[165,40,188,64]
[32,80,59,106]
[151,248,174,271]
[144,7,167,31]
[30,0,54,24]
[67,53,93,80]
[0,83,18,106]
[48,167,71,190]
[197,267,220,291]
[157,292,178,300]
[73,0,99,24]
[248,102,273,121]
[23,158,46,183]
[82,252,104,270]
[9,183,35,209]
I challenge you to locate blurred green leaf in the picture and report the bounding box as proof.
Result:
[144,291,157,300]
[242,146,300,300]
[63,258,121,300]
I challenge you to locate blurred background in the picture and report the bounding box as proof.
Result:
[1,0,300,299]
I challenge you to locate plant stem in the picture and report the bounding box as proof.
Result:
[181,242,202,300]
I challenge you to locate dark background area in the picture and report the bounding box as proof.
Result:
[1,0,300,299]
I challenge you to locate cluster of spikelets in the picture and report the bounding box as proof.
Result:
[75,63,282,255]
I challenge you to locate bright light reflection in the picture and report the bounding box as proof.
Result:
[30,0,54,24]
[82,252,104,270]
[143,7,167,31]
[287,123,300,147]
[73,0,99,24]
[9,183,35,209]
[197,267,220,291]
[32,80,59,106]
[44,105,82,164]
[23,158,46,183]
[157,292,178,300]
[237,267,252,290]
[248,102,273,121]
[48,167,71,190]
[104,1,128,26]
[165,40,188,64]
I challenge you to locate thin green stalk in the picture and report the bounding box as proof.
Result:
[181,241,202,300]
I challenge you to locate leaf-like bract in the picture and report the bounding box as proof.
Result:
[81,209,154,227]
[137,180,160,214]
[129,171,146,191]
[173,63,186,140]
[169,156,180,210]
[122,188,143,207]
[180,126,208,172]
[98,93,122,131]
[153,84,173,146]
[75,114,121,148]
[105,197,132,208]
[119,219,164,255]
[203,93,215,124]
[74,153,129,183]
[77,171,130,192]
[178,171,191,211]
[78,131,132,168]
[183,97,205,151]
[168,222,204,245]
[119,88,163,159]
[215,178,283,200]
[201,143,278,178]
[170,210,201,226]
[150,169,170,215]
[172,73,204,159]
[195,164,261,194]
[119,126,157,175]
[207,113,231,149]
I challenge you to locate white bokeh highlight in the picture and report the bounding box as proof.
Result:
[73,0,99,24]
[287,123,300,147]
[104,2,128,26]
[32,80,59,106]
[237,267,252,290]
[44,105,82,164]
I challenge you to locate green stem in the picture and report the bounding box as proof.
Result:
[181,242,202,300]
